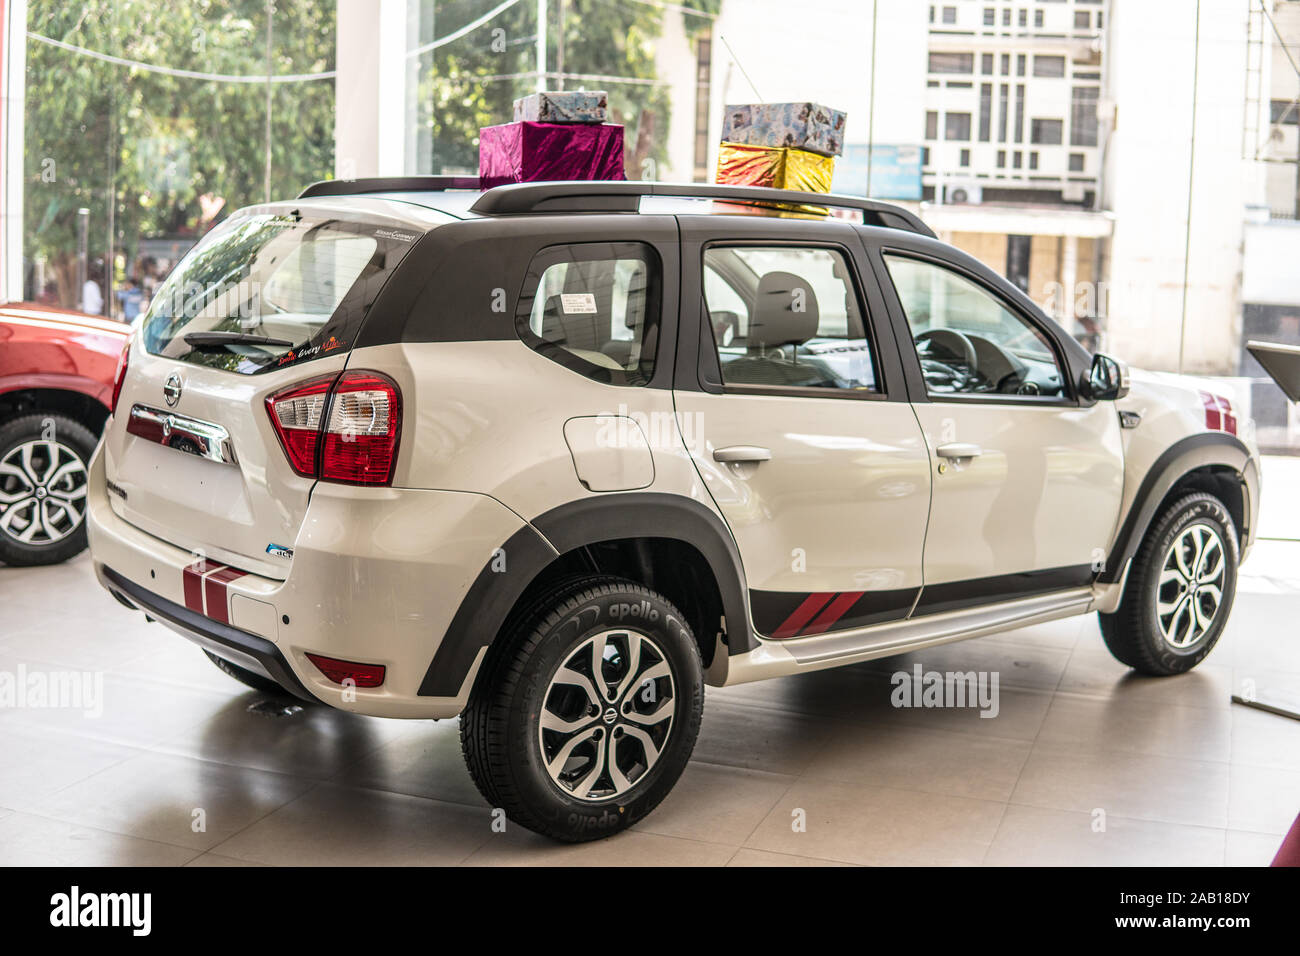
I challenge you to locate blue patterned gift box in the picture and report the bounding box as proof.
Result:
[513,91,609,124]
[721,102,848,157]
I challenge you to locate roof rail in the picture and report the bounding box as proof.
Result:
[467,181,936,238]
[297,176,481,199]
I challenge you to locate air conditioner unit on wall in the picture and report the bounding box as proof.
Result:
[944,183,983,205]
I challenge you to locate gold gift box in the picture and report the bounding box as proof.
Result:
[716,141,836,194]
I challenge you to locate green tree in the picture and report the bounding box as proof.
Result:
[23,0,335,307]
[413,0,678,177]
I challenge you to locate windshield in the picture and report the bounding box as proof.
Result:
[141,212,420,374]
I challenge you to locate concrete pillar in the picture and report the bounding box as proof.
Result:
[1061,234,1079,325]
[335,0,407,179]
[1,0,28,301]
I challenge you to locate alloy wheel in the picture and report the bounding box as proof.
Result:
[537,629,676,803]
[0,439,90,546]
[1156,522,1226,649]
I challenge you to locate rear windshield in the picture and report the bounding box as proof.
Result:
[141,212,420,374]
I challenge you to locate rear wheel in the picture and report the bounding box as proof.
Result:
[204,650,292,697]
[0,413,96,567]
[460,576,704,842]
[1099,491,1239,676]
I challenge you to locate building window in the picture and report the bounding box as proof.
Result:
[926,110,939,140]
[945,112,972,141]
[1034,55,1067,78]
[960,148,971,167]
[1014,84,1025,143]
[1018,9,1027,27]
[929,6,935,24]
[982,52,994,74]
[996,150,1006,168]
[979,83,993,141]
[1069,153,1085,172]
[1071,87,1100,146]
[929,52,974,74]
[922,146,931,165]
[998,84,1009,141]
[1029,151,1039,170]
[942,6,957,24]
[1002,8,1011,26]
[1000,53,1011,75]
[1271,99,1299,126]
[1012,151,1023,169]
[1017,54,1027,77]
[983,7,995,26]
[1031,118,1064,145]
[1075,11,1091,29]
[1034,10,1044,28]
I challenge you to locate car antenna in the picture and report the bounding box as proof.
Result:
[719,34,763,101]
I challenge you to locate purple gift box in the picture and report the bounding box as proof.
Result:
[479,122,626,188]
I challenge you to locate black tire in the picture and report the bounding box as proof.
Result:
[460,575,704,842]
[204,650,293,697]
[1099,491,1239,676]
[0,413,98,567]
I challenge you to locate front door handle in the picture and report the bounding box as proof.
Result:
[936,442,982,459]
[713,445,772,464]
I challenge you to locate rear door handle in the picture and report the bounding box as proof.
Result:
[713,445,772,464]
[936,442,982,459]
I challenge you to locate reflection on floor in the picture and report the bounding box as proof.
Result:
[1,543,1296,867]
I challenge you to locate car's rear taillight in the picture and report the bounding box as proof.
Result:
[266,374,335,477]
[110,340,130,416]
[320,372,401,485]
[265,370,401,485]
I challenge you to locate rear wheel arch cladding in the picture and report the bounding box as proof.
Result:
[418,493,752,698]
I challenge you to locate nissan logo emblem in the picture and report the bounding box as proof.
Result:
[163,372,183,407]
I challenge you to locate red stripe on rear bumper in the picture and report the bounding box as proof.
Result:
[183,560,223,614]
[203,567,247,625]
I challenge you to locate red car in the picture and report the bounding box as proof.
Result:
[0,302,129,565]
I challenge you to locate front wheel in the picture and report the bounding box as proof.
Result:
[460,576,704,842]
[1099,491,1239,676]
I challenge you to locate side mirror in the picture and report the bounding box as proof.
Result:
[1088,353,1130,401]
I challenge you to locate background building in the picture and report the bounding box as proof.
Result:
[1,0,1297,442]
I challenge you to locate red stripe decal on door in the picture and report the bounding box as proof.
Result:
[771,592,837,639]
[203,567,247,625]
[801,591,863,636]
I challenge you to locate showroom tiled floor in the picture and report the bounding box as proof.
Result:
[0,459,1297,866]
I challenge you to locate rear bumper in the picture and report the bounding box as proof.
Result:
[86,443,531,719]
[98,564,316,702]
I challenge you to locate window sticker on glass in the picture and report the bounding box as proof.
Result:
[560,293,599,315]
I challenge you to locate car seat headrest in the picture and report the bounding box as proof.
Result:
[750,271,819,349]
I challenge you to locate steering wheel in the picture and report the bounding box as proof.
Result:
[916,329,979,390]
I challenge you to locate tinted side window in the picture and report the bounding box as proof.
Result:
[702,246,877,393]
[515,242,659,386]
[882,254,1066,399]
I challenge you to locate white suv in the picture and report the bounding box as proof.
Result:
[87,179,1260,842]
